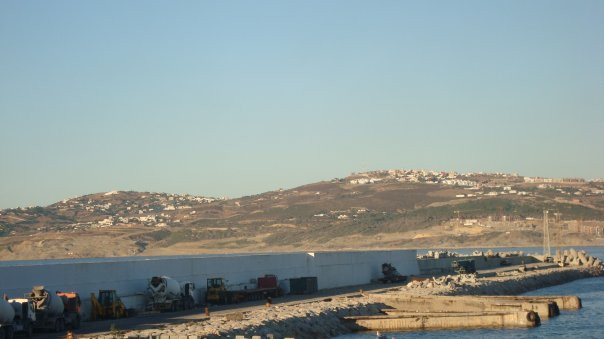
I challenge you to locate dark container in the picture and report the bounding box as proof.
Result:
[257,275,278,289]
[289,277,318,295]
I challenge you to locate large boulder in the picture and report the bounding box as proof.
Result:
[569,248,578,258]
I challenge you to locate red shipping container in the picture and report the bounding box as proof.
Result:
[257,275,278,289]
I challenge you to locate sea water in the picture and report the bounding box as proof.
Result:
[335,246,604,339]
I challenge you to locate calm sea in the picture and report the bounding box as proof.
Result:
[335,246,604,339]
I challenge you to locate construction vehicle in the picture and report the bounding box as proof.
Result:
[27,286,81,332]
[7,298,36,337]
[378,263,407,283]
[452,259,477,274]
[56,292,81,329]
[1,296,17,339]
[146,276,196,312]
[206,275,281,305]
[90,290,133,320]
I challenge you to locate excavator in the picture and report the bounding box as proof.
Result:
[378,263,407,283]
[90,290,133,320]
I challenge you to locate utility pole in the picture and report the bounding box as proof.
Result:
[554,212,562,259]
[543,210,551,257]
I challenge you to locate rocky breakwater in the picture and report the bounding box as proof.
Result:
[118,296,384,339]
[401,249,604,297]
[405,273,479,293]
[560,248,603,267]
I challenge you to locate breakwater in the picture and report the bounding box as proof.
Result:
[446,266,601,296]
[118,296,383,339]
[110,264,603,339]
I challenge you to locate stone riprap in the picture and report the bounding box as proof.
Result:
[119,297,384,339]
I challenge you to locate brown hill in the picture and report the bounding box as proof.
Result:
[1,170,603,260]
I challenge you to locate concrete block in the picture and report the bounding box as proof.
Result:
[227,312,245,321]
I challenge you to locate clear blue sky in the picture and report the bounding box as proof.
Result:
[1,1,603,209]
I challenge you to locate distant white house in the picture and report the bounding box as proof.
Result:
[98,217,113,226]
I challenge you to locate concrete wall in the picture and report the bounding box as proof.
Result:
[0,250,418,319]
[418,255,539,276]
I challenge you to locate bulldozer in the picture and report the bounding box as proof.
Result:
[90,290,133,320]
[205,278,230,304]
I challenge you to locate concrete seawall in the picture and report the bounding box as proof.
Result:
[0,250,419,319]
[418,254,538,276]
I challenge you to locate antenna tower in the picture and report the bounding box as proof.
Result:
[554,212,562,259]
[543,210,551,257]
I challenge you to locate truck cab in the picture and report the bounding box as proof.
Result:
[181,282,197,308]
[56,292,81,329]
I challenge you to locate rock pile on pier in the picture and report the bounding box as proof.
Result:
[419,249,526,260]
[444,266,604,296]
[420,250,460,259]
[405,274,478,291]
[562,248,603,268]
[473,250,524,258]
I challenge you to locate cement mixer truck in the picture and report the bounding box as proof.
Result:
[27,286,81,332]
[6,298,36,337]
[1,296,16,339]
[1,295,39,338]
[146,276,196,312]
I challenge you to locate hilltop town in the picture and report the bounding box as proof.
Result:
[1,169,603,260]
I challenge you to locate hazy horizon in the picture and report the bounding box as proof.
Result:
[1,1,603,209]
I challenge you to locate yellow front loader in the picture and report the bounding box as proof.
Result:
[90,290,133,320]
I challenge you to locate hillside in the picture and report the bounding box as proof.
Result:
[1,169,604,260]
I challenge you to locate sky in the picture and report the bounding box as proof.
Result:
[1,1,603,209]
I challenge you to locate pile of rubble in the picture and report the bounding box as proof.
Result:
[561,248,603,267]
[419,250,461,259]
[449,265,604,296]
[420,249,527,260]
[472,249,524,258]
[405,274,478,290]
